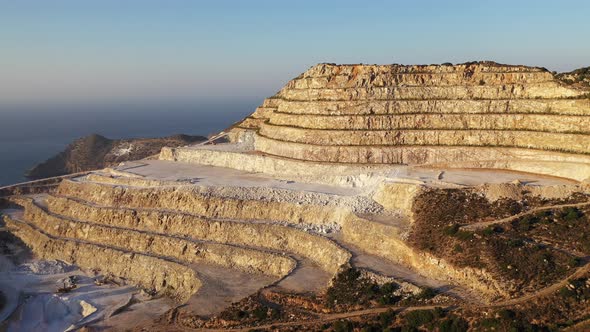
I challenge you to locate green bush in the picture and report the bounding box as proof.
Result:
[439,315,469,332]
[507,239,524,248]
[562,207,582,222]
[455,230,473,241]
[497,309,515,320]
[381,282,399,294]
[481,227,494,236]
[558,286,576,298]
[404,308,444,328]
[405,310,435,327]
[480,225,503,236]
[515,215,538,231]
[333,320,353,332]
[416,287,438,300]
[443,224,460,236]
[379,309,396,327]
[326,268,401,307]
[252,306,267,320]
[569,257,582,267]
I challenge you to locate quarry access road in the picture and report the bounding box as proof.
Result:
[196,260,590,331]
[199,305,446,332]
[461,200,590,231]
[487,258,590,308]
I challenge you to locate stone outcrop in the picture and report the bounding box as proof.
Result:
[11,196,296,278]
[228,62,590,180]
[3,215,201,302]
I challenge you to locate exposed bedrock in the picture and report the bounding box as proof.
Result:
[51,181,352,275]
[159,146,392,188]
[56,178,509,299]
[254,135,590,180]
[227,62,590,180]
[274,99,590,116]
[259,124,590,153]
[11,196,296,278]
[268,112,590,133]
[339,214,507,299]
[3,215,201,302]
[57,179,348,226]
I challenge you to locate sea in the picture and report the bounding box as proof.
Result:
[0,98,259,186]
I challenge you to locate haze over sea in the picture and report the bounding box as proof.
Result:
[0,99,257,186]
[2,1,588,186]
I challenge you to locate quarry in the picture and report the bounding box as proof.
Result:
[1,62,590,331]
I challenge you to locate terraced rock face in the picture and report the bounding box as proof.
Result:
[233,62,590,180]
[4,62,590,330]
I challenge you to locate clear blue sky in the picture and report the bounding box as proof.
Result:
[1,0,589,105]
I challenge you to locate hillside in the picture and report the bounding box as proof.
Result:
[25,133,206,179]
[2,62,590,331]
[557,66,590,88]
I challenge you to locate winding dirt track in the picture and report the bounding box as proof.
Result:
[462,200,590,231]
[196,261,590,331]
[201,305,444,332]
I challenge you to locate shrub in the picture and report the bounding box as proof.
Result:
[360,326,381,332]
[439,315,469,332]
[379,309,396,327]
[404,308,444,328]
[333,320,353,332]
[252,306,268,320]
[515,215,538,231]
[381,282,399,294]
[497,309,515,320]
[562,207,582,222]
[481,227,494,236]
[444,223,474,241]
[405,310,435,327]
[558,286,576,298]
[569,257,582,267]
[481,225,503,236]
[507,239,524,248]
[443,224,460,236]
[325,268,379,307]
[378,282,401,305]
[416,287,438,300]
[455,230,474,241]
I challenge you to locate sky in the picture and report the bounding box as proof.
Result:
[1,0,589,106]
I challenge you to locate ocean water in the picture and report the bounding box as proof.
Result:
[0,99,258,186]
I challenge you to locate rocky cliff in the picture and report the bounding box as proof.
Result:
[25,134,205,179]
[231,62,590,171]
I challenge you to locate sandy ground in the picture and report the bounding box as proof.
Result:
[185,263,276,317]
[403,166,576,186]
[114,158,574,197]
[116,160,360,196]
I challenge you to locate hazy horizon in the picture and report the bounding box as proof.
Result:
[1,0,589,107]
